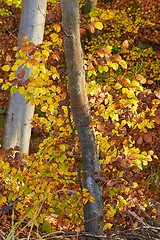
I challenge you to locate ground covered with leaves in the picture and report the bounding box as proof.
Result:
[0,0,160,239]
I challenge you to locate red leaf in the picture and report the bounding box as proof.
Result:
[17,69,25,79]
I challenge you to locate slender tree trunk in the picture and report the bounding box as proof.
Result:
[60,0,103,236]
[2,0,47,154]
[82,0,97,14]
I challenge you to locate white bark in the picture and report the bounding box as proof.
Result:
[2,0,47,154]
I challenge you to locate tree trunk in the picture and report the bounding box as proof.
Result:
[82,0,97,14]
[2,0,47,154]
[60,0,103,236]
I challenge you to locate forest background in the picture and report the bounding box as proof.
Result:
[0,0,160,239]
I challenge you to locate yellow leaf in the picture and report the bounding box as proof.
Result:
[119,59,127,69]
[104,223,113,229]
[2,65,10,72]
[0,196,7,205]
[94,21,103,30]
[134,159,142,170]
[127,89,135,98]
[105,46,112,55]
[104,65,109,72]
[42,49,50,58]
[2,83,11,90]
[41,105,48,112]
[107,61,118,70]
[114,82,122,90]
[56,86,61,94]
[111,62,118,71]
[132,182,138,188]
[11,64,19,72]
[13,46,18,51]
[0,78,3,83]
[9,72,16,81]
[16,202,24,209]
[34,88,43,95]
[50,33,58,42]
[107,207,116,217]
[142,159,148,166]
[131,80,140,87]
[57,117,63,126]
[98,65,104,73]
[133,222,138,228]
[18,86,25,95]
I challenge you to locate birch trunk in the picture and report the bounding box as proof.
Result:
[2,0,47,154]
[60,0,103,235]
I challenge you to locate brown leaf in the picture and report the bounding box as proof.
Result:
[143,132,152,143]
[137,136,143,145]
[97,123,106,132]
[155,115,160,124]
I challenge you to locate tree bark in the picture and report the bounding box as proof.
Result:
[82,0,97,14]
[2,0,47,154]
[60,0,103,236]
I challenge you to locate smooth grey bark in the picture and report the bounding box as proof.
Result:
[60,0,103,236]
[2,0,47,154]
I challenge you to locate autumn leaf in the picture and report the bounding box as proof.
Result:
[122,40,129,49]
[114,83,122,90]
[17,69,25,79]
[42,49,50,58]
[136,74,146,84]
[94,21,103,30]
[155,115,160,124]
[53,23,61,33]
[134,159,142,170]
[137,136,143,145]
[2,83,11,90]
[104,223,113,229]
[97,123,106,132]
[105,46,112,55]
[6,54,12,62]
[119,59,127,69]
[22,35,28,40]
[143,133,152,143]
[2,64,10,71]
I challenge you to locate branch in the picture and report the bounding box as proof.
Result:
[0,197,22,214]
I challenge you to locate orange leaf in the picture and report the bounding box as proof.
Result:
[53,23,61,33]
[97,123,106,132]
[122,40,129,49]
[136,74,146,84]
[22,35,28,40]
